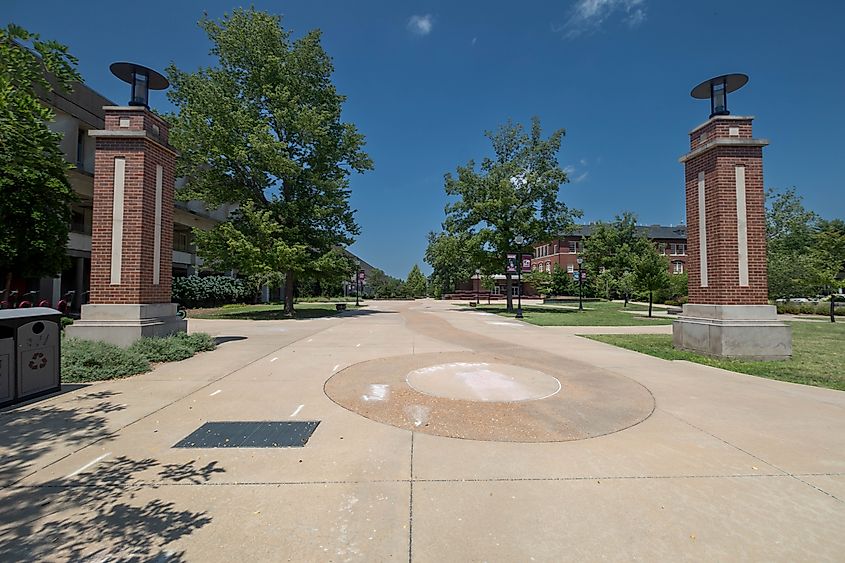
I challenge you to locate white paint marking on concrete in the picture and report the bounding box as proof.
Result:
[697,170,708,287]
[66,453,110,478]
[333,364,340,372]
[152,164,163,285]
[486,321,524,327]
[307,338,313,343]
[209,389,222,396]
[110,157,126,285]
[405,404,430,427]
[291,404,304,417]
[270,357,279,363]
[355,343,362,348]
[361,384,390,402]
[735,165,749,287]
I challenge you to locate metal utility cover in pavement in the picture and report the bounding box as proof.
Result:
[173,421,320,448]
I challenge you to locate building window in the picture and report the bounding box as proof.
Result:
[553,243,558,254]
[673,261,684,274]
[567,264,574,274]
[568,241,578,253]
[658,242,667,254]
[76,128,86,169]
[546,261,551,273]
[671,243,686,256]
[173,230,191,252]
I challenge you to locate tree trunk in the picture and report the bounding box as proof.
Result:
[3,272,11,303]
[505,273,513,312]
[648,291,653,317]
[284,271,295,316]
[832,298,836,323]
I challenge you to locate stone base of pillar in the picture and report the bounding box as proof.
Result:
[672,304,792,361]
[65,303,187,348]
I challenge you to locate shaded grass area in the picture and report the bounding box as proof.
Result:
[190,302,359,320]
[474,301,674,326]
[62,333,216,382]
[585,321,845,391]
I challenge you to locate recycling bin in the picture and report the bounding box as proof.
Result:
[0,330,13,407]
[0,308,62,405]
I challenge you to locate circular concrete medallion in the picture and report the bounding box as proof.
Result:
[324,352,654,443]
[406,362,560,402]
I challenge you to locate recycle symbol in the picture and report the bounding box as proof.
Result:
[28,352,47,370]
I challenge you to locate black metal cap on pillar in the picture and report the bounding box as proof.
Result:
[109,62,169,108]
[691,73,749,118]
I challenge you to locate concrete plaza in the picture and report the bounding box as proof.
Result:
[0,299,843,561]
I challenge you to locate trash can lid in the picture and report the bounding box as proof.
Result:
[0,307,61,320]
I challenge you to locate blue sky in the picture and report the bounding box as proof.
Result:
[6,0,844,278]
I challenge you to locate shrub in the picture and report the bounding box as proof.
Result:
[62,339,150,382]
[60,316,74,331]
[172,275,255,308]
[128,332,217,362]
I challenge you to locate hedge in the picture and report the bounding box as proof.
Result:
[172,275,254,308]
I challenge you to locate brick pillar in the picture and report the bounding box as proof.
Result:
[673,115,791,359]
[682,117,769,304]
[89,107,175,304]
[66,106,185,347]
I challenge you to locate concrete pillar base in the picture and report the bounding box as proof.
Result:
[65,303,186,348]
[672,304,792,360]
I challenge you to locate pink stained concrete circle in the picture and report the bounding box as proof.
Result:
[406,362,561,403]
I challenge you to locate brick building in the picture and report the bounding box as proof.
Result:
[530,224,688,276]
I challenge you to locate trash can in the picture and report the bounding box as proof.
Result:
[0,328,13,408]
[0,308,61,405]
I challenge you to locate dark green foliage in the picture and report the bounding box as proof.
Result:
[167,8,372,316]
[62,339,150,382]
[62,333,217,382]
[172,275,254,308]
[440,117,580,311]
[405,264,427,298]
[128,332,216,363]
[0,24,81,293]
[60,316,74,331]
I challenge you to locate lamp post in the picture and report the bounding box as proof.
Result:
[577,257,584,312]
[515,235,525,319]
[355,261,360,307]
[475,268,481,306]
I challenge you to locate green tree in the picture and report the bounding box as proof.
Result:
[582,212,649,299]
[0,24,80,296]
[523,270,552,297]
[167,8,372,316]
[633,244,670,317]
[405,264,427,298]
[424,231,475,297]
[441,117,579,312]
[766,188,829,300]
[550,265,575,296]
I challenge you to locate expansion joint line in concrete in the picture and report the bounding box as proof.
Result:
[4,322,343,489]
[408,431,415,563]
[661,409,844,504]
[11,471,845,491]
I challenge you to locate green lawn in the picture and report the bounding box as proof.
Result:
[586,321,845,390]
[474,301,674,326]
[190,302,359,320]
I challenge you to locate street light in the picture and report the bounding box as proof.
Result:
[577,257,584,312]
[355,260,360,307]
[475,268,481,306]
[515,235,525,319]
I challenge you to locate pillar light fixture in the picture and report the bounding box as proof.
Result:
[690,73,749,118]
[109,62,169,108]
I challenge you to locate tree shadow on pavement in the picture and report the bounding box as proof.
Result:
[0,390,220,560]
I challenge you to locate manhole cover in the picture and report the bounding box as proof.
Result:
[406,362,560,402]
[173,421,320,448]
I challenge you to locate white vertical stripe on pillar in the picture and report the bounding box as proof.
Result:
[697,171,708,287]
[153,164,163,285]
[110,157,126,285]
[735,166,749,286]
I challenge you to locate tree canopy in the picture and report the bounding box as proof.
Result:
[633,242,670,317]
[167,8,372,315]
[0,23,80,295]
[766,188,844,300]
[437,117,579,310]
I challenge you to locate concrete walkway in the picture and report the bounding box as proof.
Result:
[0,299,843,561]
